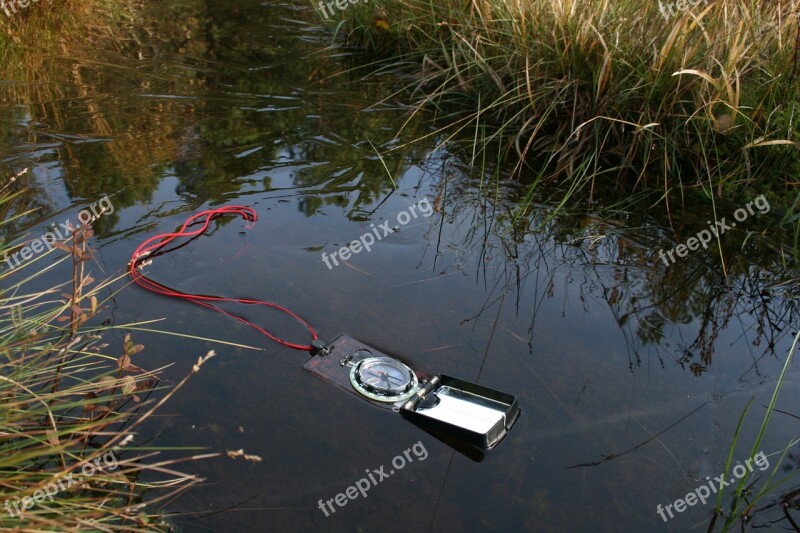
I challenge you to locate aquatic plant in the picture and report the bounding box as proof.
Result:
[334,0,800,229]
[0,175,219,530]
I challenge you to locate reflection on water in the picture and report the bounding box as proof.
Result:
[1,0,799,531]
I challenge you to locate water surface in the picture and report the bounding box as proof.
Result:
[1,1,799,531]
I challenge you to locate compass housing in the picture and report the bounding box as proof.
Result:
[350,356,419,402]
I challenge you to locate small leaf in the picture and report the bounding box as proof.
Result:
[53,242,71,253]
[608,287,619,305]
[83,276,95,286]
[71,305,83,315]
[122,375,136,396]
[83,392,98,412]
[46,430,60,447]
[118,354,130,371]
[90,296,98,314]
[137,378,156,391]
[129,344,145,355]
[56,316,71,322]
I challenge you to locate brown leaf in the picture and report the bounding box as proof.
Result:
[136,379,156,391]
[83,392,98,412]
[714,114,733,133]
[608,287,619,305]
[46,430,60,447]
[71,305,83,315]
[75,225,94,244]
[128,344,145,355]
[56,316,71,322]
[53,242,71,253]
[118,354,130,371]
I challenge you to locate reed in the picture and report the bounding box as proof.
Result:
[0,176,219,530]
[334,0,800,224]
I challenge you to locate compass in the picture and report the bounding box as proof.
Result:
[305,335,519,449]
[349,356,419,403]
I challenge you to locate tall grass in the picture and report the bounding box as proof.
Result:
[0,176,220,530]
[335,0,800,221]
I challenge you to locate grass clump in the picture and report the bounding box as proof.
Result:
[330,0,800,220]
[0,173,218,530]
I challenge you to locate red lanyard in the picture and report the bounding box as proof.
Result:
[129,206,318,351]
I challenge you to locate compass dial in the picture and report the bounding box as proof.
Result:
[350,357,418,402]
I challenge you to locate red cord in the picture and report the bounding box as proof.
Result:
[129,206,318,351]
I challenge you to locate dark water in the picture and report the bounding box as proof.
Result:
[2,1,800,531]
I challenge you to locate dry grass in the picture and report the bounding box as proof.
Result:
[0,177,223,531]
[337,0,800,221]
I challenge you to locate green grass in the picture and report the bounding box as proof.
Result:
[705,327,800,530]
[327,0,800,226]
